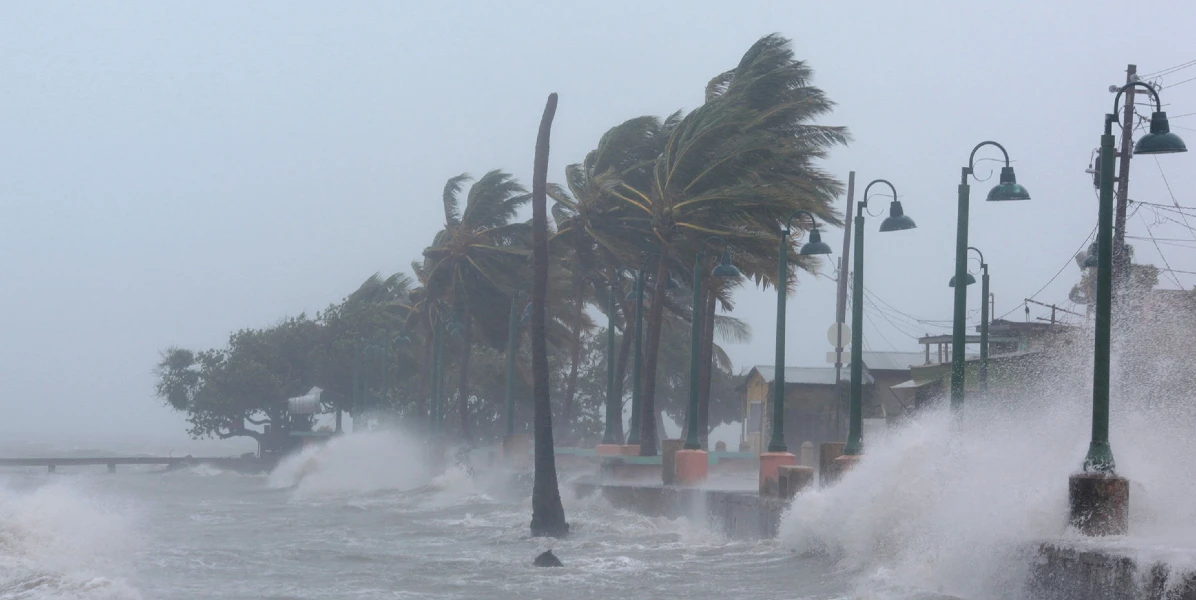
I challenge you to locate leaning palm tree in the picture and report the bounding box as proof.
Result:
[548,114,682,445]
[530,93,568,538]
[420,170,531,443]
[611,34,848,455]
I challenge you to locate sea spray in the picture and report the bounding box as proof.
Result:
[268,429,435,497]
[0,479,141,599]
[779,324,1196,600]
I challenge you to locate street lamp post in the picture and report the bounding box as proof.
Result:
[503,293,524,437]
[502,293,533,465]
[758,211,832,495]
[839,179,917,471]
[624,267,646,452]
[1070,81,1185,536]
[951,142,1030,410]
[948,247,989,392]
[596,279,624,455]
[676,237,741,485]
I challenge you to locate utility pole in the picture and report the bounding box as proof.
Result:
[834,172,854,437]
[1112,64,1137,285]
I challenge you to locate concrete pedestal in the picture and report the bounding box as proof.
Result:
[619,444,641,456]
[819,442,845,487]
[827,454,861,484]
[502,434,532,469]
[758,452,797,496]
[674,449,708,485]
[799,441,815,467]
[777,465,814,499]
[1069,472,1129,536]
[595,444,622,456]
[661,439,683,485]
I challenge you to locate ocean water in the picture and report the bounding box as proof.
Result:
[0,431,846,600]
[4,380,1196,600]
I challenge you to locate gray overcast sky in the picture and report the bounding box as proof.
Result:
[2,1,1194,443]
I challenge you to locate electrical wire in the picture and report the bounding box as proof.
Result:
[994,224,1098,321]
[1140,59,1196,79]
[1135,210,1186,290]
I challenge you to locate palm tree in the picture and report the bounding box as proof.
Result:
[530,93,568,538]
[548,115,680,445]
[609,34,847,455]
[420,171,531,443]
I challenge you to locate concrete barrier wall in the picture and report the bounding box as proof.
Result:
[572,480,784,539]
[1031,544,1196,600]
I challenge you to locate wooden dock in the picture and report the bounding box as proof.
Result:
[0,456,277,474]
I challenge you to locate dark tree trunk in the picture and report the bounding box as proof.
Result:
[638,257,669,456]
[457,311,474,443]
[417,327,431,421]
[612,296,633,443]
[530,93,567,538]
[560,271,584,444]
[698,286,716,449]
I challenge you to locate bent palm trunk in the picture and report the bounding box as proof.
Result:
[530,93,568,538]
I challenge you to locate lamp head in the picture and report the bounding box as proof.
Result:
[879,201,917,232]
[986,166,1031,201]
[1134,112,1188,155]
[799,228,833,255]
[948,273,977,287]
[711,250,742,278]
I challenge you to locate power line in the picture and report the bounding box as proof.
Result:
[994,225,1097,321]
[1141,59,1196,79]
[1161,74,1196,89]
[1136,211,1186,290]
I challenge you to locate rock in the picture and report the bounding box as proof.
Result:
[534,550,562,567]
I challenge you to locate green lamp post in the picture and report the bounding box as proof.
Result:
[601,278,621,446]
[1085,82,1185,474]
[768,211,832,454]
[951,142,1030,410]
[684,237,742,451]
[844,179,917,457]
[1069,81,1184,537]
[503,292,526,437]
[948,246,988,392]
[625,267,646,447]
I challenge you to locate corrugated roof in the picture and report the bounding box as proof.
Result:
[860,351,926,371]
[751,365,873,386]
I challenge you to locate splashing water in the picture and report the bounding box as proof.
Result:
[268,430,437,497]
[779,322,1196,600]
[0,480,141,599]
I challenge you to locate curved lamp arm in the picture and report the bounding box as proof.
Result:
[1113,81,1163,120]
[861,178,898,209]
[967,245,986,267]
[784,210,820,236]
[966,141,1013,178]
[698,235,729,260]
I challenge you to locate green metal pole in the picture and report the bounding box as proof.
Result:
[684,253,706,450]
[979,265,990,393]
[432,323,443,432]
[950,171,970,410]
[626,269,645,445]
[845,208,865,456]
[767,229,789,453]
[504,296,519,437]
[602,282,620,445]
[1084,117,1118,473]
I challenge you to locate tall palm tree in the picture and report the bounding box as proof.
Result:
[530,93,568,538]
[420,171,531,443]
[610,34,847,455]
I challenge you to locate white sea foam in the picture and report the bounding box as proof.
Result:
[0,480,141,599]
[779,335,1196,599]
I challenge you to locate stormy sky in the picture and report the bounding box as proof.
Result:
[2,1,1194,445]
